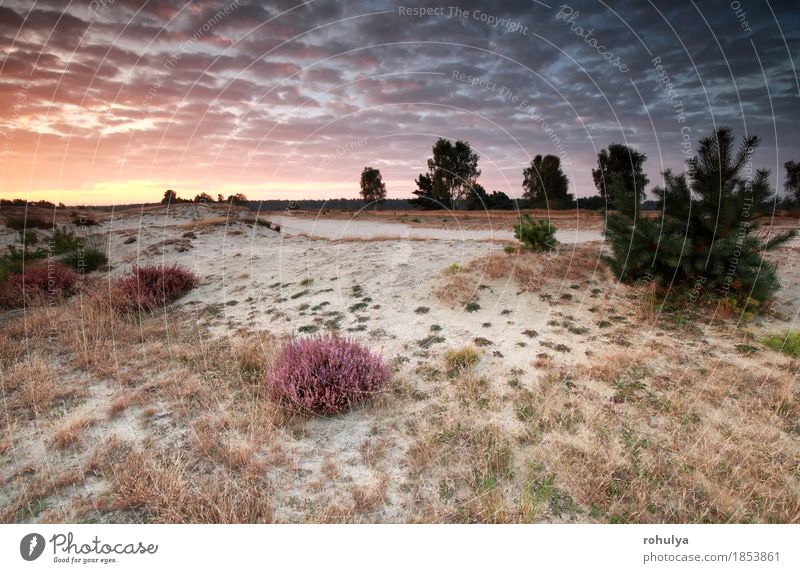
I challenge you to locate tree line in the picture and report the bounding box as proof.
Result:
[160,189,249,206]
[358,137,800,212]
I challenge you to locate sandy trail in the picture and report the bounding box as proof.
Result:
[271,216,604,243]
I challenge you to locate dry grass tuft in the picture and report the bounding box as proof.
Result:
[443,346,481,377]
[4,356,72,415]
[50,416,97,450]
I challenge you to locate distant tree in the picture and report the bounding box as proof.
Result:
[576,195,605,210]
[162,189,177,204]
[359,166,387,205]
[465,184,514,210]
[488,190,514,209]
[410,173,446,210]
[227,193,248,206]
[785,160,800,203]
[410,139,480,209]
[605,127,795,304]
[217,194,225,203]
[591,144,649,211]
[194,192,213,203]
[427,138,480,206]
[522,154,572,208]
[465,183,489,211]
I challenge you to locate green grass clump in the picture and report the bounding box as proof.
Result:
[759,331,800,357]
[51,227,80,254]
[62,245,107,272]
[465,301,480,312]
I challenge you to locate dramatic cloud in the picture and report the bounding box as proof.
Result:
[0,0,797,204]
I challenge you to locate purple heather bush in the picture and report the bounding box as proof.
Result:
[0,262,78,308]
[112,263,198,312]
[268,334,390,414]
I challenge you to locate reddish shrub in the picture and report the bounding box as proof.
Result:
[268,335,390,414]
[0,263,78,308]
[112,264,198,312]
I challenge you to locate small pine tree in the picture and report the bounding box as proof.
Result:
[605,127,796,304]
[513,215,557,252]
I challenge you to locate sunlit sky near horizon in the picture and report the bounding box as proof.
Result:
[1,0,798,205]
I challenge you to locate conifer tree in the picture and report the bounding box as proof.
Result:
[605,127,795,303]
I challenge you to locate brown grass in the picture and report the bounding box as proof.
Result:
[49,416,97,450]
[1,356,76,417]
[436,244,605,306]
[528,354,800,523]
[91,439,273,523]
[0,467,87,523]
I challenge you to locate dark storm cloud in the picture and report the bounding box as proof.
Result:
[1,0,798,200]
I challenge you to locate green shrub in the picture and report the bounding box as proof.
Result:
[465,301,480,312]
[605,127,796,305]
[62,246,107,273]
[51,226,81,254]
[513,215,557,252]
[5,215,51,231]
[19,230,38,247]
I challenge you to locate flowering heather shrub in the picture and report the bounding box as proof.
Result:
[0,263,78,308]
[268,335,390,414]
[112,264,198,312]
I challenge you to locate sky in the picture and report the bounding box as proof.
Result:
[0,0,798,205]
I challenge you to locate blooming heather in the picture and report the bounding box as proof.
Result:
[0,263,78,308]
[112,264,198,312]
[268,335,390,414]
